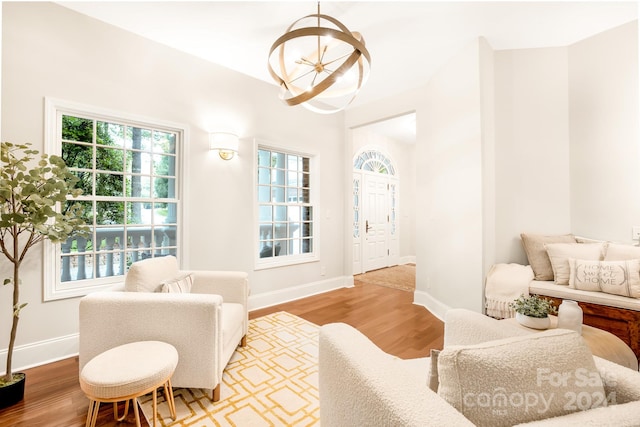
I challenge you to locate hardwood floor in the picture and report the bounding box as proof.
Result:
[0,267,442,426]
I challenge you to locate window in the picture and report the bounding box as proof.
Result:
[44,99,185,300]
[256,146,316,267]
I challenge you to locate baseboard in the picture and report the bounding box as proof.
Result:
[399,255,416,265]
[1,276,352,373]
[413,289,451,321]
[248,275,351,311]
[0,333,79,375]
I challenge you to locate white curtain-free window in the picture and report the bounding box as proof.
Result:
[44,98,186,300]
[256,144,317,268]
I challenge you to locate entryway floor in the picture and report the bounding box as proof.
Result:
[354,264,416,292]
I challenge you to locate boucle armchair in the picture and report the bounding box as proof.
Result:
[319,309,640,427]
[79,256,248,402]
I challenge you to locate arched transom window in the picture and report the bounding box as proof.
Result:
[353,150,396,175]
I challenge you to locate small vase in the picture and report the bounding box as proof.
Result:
[516,312,550,330]
[557,300,583,334]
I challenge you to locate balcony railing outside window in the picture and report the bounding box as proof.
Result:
[55,110,181,286]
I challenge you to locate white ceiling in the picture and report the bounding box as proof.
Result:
[58,1,638,143]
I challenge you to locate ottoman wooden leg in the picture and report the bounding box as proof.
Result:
[163,378,177,420]
[85,400,100,427]
[114,399,131,421]
[152,387,159,427]
[133,398,142,427]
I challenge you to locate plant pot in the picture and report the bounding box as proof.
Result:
[516,313,550,330]
[0,373,26,409]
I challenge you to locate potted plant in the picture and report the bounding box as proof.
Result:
[0,142,89,408]
[510,293,558,330]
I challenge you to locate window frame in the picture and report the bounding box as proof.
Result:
[43,98,189,301]
[254,139,319,270]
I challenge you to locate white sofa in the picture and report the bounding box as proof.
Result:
[319,309,640,427]
[79,256,249,401]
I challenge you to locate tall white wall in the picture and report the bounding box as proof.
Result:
[569,21,640,243]
[417,40,485,314]
[493,47,571,264]
[480,37,497,282]
[492,20,639,264]
[0,2,345,371]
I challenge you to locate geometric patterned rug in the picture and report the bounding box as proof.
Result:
[138,312,320,426]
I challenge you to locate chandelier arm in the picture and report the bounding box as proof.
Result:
[297,57,315,66]
[310,70,321,88]
[282,49,361,106]
[288,68,320,84]
[319,45,328,64]
[322,51,352,67]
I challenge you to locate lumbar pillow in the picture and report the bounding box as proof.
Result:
[604,242,640,261]
[160,273,193,293]
[437,329,606,427]
[520,234,577,281]
[568,258,640,298]
[544,242,606,285]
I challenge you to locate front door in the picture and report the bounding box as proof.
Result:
[363,174,389,272]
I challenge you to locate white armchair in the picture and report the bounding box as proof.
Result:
[79,256,249,402]
[319,309,640,426]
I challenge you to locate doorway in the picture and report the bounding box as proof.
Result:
[352,149,399,274]
[351,112,416,275]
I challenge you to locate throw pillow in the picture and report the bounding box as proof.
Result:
[160,273,193,293]
[568,259,640,298]
[428,349,440,392]
[603,242,640,261]
[544,242,606,285]
[520,234,577,281]
[437,329,606,427]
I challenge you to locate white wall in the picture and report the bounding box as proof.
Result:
[0,2,346,371]
[493,47,571,264]
[417,40,485,315]
[569,21,640,243]
[479,37,496,283]
[491,20,639,264]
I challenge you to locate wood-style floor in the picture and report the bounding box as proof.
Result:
[0,267,442,427]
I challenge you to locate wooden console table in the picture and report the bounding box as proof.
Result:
[503,316,638,371]
[541,296,640,368]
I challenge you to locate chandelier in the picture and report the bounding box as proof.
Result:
[268,2,371,114]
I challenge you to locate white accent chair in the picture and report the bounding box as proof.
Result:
[319,309,640,426]
[79,256,249,402]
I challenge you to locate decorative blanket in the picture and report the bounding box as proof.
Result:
[485,263,534,318]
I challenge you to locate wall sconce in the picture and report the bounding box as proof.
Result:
[209,132,239,160]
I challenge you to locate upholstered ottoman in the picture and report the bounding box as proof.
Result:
[80,341,178,427]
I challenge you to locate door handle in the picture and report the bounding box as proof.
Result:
[366,220,372,233]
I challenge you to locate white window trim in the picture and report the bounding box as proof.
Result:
[43,97,190,301]
[253,138,320,270]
